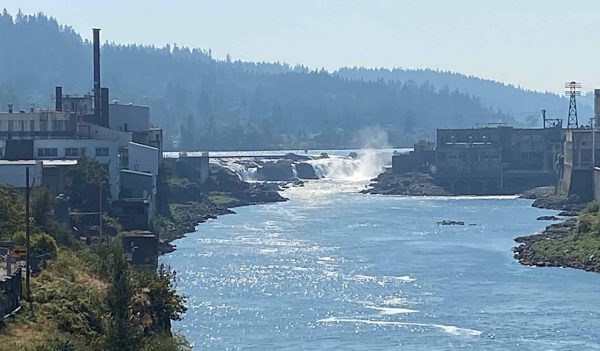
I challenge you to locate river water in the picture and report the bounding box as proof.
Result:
[161,156,600,350]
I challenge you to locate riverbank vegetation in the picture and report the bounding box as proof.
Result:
[515,202,600,273]
[0,247,189,351]
[0,159,190,350]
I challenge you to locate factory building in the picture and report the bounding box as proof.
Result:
[0,28,163,230]
[393,122,564,195]
[434,124,563,194]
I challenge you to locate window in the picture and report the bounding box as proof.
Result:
[8,120,13,131]
[65,147,85,157]
[37,148,58,157]
[96,147,109,156]
[40,120,48,131]
[0,147,3,157]
[30,120,35,131]
[20,120,25,131]
[52,120,65,131]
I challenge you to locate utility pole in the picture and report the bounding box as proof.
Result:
[542,109,546,128]
[99,183,103,244]
[25,167,33,315]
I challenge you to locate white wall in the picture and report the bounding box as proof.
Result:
[0,161,43,187]
[32,139,120,200]
[78,122,132,147]
[128,142,158,176]
[109,103,150,132]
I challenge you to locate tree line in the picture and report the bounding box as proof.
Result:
[0,10,561,150]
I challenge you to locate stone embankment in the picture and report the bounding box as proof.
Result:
[361,170,449,196]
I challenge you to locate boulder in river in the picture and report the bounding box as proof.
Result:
[537,215,561,221]
[295,162,319,179]
[257,160,296,181]
[437,220,465,226]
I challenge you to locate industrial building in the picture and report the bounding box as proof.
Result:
[0,28,162,231]
[434,124,563,194]
[393,122,564,195]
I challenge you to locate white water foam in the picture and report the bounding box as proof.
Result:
[381,297,410,306]
[233,164,258,182]
[365,305,419,315]
[385,275,416,283]
[317,317,482,337]
[309,149,391,182]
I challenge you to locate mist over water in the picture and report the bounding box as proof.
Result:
[311,126,393,181]
[309,149,391,181]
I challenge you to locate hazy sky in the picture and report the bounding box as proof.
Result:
[3,0,600,93]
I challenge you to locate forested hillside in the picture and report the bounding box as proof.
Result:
[0,11,577,150]
[336,68,588,125]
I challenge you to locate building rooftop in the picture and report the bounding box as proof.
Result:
[0,160,40,165]
[129,141,158,151]
[120,169,153,177]
[42,160,78,166]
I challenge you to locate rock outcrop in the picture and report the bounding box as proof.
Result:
[257,160,297,181]
[531,195,586,212]
[536,215,561,221]
[361,170,449,196]
[295,162,319,179]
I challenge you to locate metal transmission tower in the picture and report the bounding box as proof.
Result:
[565,81,582,129]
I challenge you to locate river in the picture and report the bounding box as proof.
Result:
[160,153,600,350]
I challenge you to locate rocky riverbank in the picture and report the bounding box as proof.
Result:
[513,217,600,273]
[518,186,587,212]
[361,170,449,196]
[155,164,288,254]
[513,187,600,273]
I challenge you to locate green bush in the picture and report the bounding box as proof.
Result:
[583,201,600,214]
[14,232,58,259]
[142,333,192,351]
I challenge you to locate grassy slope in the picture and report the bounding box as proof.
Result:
[527,204,600,272]
[1,250,107,350]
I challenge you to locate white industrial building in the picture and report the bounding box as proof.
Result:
[0,98,159,203]
[0,28,163,230]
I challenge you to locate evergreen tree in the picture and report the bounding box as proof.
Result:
[105,245,141,351]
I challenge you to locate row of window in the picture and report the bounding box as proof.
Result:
[0,120,68,132]
[36,147,110,157]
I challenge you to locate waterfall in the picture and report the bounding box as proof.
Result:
[216,149,392,183]
[309,150,392,181]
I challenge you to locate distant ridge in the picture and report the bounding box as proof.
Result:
[335,67,586,124]
[0,10,587,150]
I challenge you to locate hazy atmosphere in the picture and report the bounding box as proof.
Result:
[1,2,600,350]
[4,0,600,93]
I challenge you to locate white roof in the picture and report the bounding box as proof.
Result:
[42,160,78,166]
[0,160,40,166]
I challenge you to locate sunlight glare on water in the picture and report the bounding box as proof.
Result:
[161,158,600,351]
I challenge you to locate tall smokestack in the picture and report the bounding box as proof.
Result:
[55,86,63,112]
[595,89,600,127]
[93,28,101,124]
[100,87,109,127]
